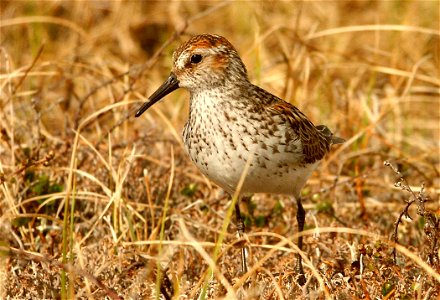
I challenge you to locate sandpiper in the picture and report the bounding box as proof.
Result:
[135,33,344,285]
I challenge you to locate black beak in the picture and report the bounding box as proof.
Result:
[135,72,180,117]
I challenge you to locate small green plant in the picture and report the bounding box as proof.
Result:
[180,183,198,197]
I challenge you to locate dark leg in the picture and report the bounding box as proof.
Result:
[295,197,306,285]
[235,200,248,273]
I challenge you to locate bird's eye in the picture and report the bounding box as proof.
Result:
[190,54,203,64]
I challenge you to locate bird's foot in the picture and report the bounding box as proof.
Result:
[295,259,306,286]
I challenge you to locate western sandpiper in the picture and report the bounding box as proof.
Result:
[135,33,344,285]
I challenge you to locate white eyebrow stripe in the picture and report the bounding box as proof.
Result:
[175,55,185,69]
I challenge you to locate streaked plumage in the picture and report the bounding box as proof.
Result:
[135,34,344,284]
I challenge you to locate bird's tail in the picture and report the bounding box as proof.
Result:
[315,125,345,145]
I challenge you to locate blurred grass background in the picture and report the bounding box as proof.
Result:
[1,1,439,299]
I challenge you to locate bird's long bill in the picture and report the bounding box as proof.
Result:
[135,72,179,117]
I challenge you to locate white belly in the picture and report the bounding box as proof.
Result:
[182,97,319,197]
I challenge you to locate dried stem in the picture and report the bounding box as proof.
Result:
[384,161,438,269]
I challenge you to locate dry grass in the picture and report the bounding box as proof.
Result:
[1,1,439,299]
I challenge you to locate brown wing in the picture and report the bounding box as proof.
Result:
[268,102,331,164]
